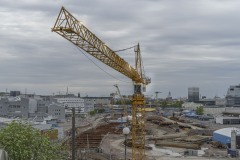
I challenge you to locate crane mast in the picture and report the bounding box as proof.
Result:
[52,7,150,160]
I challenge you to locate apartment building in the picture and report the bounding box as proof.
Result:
[0,97,29,118]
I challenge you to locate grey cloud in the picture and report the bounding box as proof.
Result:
[0,0,240,98]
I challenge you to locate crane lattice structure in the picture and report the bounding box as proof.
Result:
[114,84,127,117]
[52,7,151,160]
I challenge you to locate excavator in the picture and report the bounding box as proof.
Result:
[52,6,151,160]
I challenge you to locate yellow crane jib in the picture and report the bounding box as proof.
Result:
[51,7,149,85]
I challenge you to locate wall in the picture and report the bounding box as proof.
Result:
[213,132,230,145]
[48,104,65,122]
[204,107,225,115]
[0,98,29,118]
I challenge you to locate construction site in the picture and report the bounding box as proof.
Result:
[59,106,240,160]
[1,1,240,160]
[52,6,239,160]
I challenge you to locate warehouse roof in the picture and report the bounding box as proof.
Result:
[214,127,240,137]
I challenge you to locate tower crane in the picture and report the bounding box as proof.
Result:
[114,84,127,117]
[52,7,151,160]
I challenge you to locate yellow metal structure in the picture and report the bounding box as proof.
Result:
[114,84,127,117]
[52,7,150,160]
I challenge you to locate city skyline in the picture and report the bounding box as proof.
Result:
[0,85,232,99]
[1,1,240,98]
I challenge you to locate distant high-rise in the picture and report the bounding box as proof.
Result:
[10,91,20,97]
[226,84,240,107]
[188,87,199,102]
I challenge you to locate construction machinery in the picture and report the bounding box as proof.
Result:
[114,84,127,117]
[114,84,126,129]
[52,7,151,160]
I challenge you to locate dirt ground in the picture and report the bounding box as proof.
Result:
[98,119,231,160]
[62,114,234,160]
[99,133,230,160]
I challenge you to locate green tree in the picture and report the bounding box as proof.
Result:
[89,110,97,116]
[196,106,204,115]
[173,101,183,108]
[0,121,67,160]
[97,109,105,113]
[160,100,168,109]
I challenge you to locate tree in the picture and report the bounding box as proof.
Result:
[196,106,204,115]
[160,100,168,109]
[0,121,67,160]
[172,101,184,108]
[89,110,97,116]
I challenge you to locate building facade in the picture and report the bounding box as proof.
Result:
[37,100,51,113]
[0,97,29,118]
[188,87,199,102]
[226,84,240,107]
[83,97,112,109]
[83,99,95,113]
[216,116,240,125]
[48,104,65,122]
[56,97,85,114]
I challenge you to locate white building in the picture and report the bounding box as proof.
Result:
[56,98,85,114]
[216,116,240,124]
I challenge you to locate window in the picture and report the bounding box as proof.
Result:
[230,119,240,124]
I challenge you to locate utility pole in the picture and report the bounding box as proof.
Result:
[72,108,76,160]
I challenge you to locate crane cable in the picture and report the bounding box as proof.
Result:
[114,45,136,52]
[73,44,132,84]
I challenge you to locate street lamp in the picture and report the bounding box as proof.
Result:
[123,127,130,160]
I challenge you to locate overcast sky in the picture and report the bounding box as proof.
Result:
[0,0,240,98]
